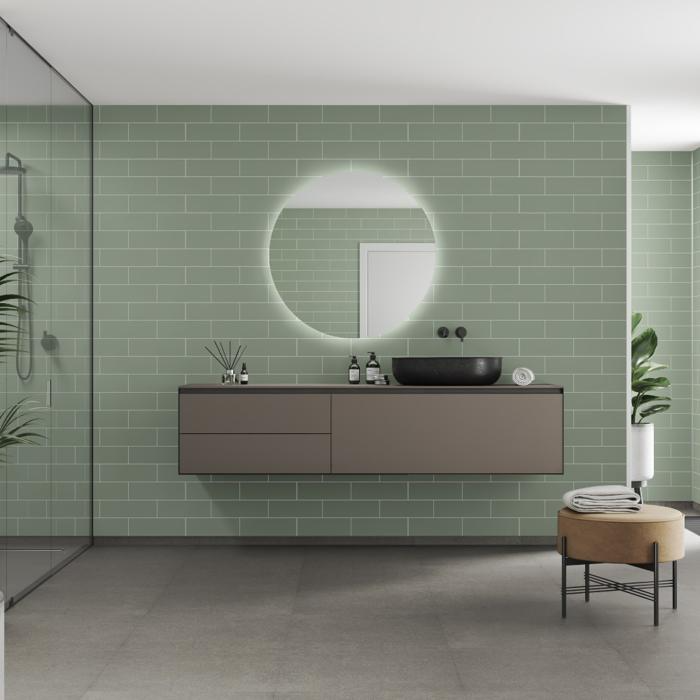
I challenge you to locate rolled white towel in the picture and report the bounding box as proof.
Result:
[563,484,641,513]
[512,367,535,386]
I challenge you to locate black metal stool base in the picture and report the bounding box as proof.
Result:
[560,536,678,626]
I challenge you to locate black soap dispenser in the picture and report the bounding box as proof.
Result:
[365,352,381,384]
[348,355,360,384]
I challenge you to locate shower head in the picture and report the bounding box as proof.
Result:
[1,152,25,174]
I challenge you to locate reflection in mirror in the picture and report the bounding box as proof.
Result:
[269,171,435,338]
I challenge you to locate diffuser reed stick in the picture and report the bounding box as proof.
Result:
[204,340,246,383]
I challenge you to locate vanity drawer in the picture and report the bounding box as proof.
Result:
[179,393,330,434]
[331,393,563,474]
[179,433,331,474]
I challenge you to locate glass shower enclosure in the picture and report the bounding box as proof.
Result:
[0,19,92,606]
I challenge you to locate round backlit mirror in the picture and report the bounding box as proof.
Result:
[269,171,436,338]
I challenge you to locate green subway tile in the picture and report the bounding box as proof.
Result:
[269,500,322,517]
[157,105,211,121]
[131,123,184,140]
[239,518,297,536]
[462,195,518,212]
[492,177,544,194]
[352,482,407,499]
[546,142,602,159]
[408,518,461,536]
[433,501,491,517]
[520,124,573,140]
[298,518,351,535]
[269,105,322,122]
[545,106,602,122]
[323,141,379,159]
[380,500,433,517]
[100,106,157,122]
[211,106,268,121]
[100,500,157,518]
[323,500,379,517]
[187,123,239,140]
[491,213,545,230]
[297,123,350,140]
[462,483,519,499]
[211,502,267,518]
[492,500,545,517]
[352,123,408,140]
[351,518,407,536]
[323,105,379,122]
[409,482,462,499]
[462,123,518,140]
[158,141,211,158]
[574,123,626,141]
[409,123,462,141]
[240,123,297,141]
[493,141,545,159]
[492,106,545,122]
[434,106,491,122]
[240,483,296,499]
[462,518,520,536]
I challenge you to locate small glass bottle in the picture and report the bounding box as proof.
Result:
[239,363,249,385]
[348,355,360,384]
[365,352,380,384]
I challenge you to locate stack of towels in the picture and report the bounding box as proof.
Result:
[563,485,642,513]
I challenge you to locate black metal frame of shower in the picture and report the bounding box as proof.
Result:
[0,16,95,605]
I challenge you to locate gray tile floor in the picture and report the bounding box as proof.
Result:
[6,531,700,700]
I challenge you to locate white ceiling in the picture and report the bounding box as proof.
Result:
[1,0,700,149]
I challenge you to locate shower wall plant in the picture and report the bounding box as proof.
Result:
[0,258,41,451]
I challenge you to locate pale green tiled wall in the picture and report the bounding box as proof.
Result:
[693,148,700,505]
[94,105,628,537]
[631,152,692,501]
[270,207,433,337]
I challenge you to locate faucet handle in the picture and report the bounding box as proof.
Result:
[455,327,467,342]
[437,326,450,339]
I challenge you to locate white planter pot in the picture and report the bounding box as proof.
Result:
[630,422,654,482]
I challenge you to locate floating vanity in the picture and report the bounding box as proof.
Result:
[178,384,564,475]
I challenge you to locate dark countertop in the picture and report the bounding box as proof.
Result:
[180,383,563,394]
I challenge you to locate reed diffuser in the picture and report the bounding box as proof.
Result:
[205,340,246,384]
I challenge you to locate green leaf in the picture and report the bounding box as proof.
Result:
[632,328,658,367]
[632,376,670,393]
[640,404,671,419]
[632,312,642,332]
[0,398,44,455]
[634,394,671,406]
[632,362,667,383]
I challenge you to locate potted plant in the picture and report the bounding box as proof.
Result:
[630,312,671,486]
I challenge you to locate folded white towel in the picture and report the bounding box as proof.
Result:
[562,485,641,513]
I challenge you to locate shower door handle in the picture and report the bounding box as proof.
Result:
[46,379,52,408]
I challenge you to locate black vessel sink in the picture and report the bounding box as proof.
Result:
[392,356,502,386]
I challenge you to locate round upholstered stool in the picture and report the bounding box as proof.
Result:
[556,505,685,626]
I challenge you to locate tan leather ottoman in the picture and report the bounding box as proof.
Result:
[556,505,685,626]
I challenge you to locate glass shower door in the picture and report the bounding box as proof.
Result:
[0,18,93,605]
[2,26,54,601]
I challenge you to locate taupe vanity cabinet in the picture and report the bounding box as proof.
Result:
[178,384,564,475]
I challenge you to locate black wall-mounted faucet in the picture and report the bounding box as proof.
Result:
[437,326,467,342]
